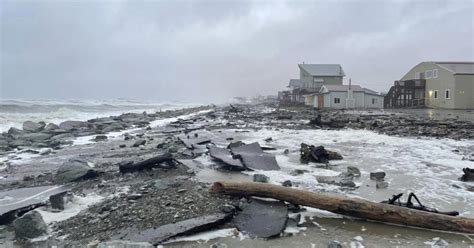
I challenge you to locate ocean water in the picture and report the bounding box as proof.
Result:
[0,99,199,132]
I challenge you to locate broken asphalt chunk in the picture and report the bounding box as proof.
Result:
[231,142,280,171]
[116,213,233,245]
[208,145,245,171]
[232,198,288,238]
[0,185,69,224]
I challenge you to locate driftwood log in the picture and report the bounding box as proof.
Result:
[119,153,174,173]
[210,181,474,234]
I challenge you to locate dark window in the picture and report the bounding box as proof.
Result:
[334,98,340,104]
[445,90,450,99]
[434,90,438,99]
[372,98,377,104]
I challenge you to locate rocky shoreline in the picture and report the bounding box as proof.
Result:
[0,104,473,247]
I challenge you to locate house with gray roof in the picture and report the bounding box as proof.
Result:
[298,64,345,89]
[303,83,383,109]
[284,64,345,104]
[384,61,474,109]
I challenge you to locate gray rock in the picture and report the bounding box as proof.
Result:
[8,139,32,148]
[44,123,59,131]
[347,166,361,177]
[18,133,53,142]
[376,180,389,189]
[133,139,146,147]
[328,240,342,248]
[340,177,356,187]
[23,121,45,132]
[282,180,292,187]
[56,159,98,183]
[59,120,87,130]
[13,210,48,239]
[253,174,269,183]
[119,144,126,148]
[370,171,386,181]
[49,192,67,210]
[8,127,24,136]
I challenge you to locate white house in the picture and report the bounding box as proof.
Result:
[304,84,384,109]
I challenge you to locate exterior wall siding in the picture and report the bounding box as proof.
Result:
[454,75,474,109]
[364,94,384,108]
[399,62,473,109]
[299,68,343,89]
[321,92,383,109]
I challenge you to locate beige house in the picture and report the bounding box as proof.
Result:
[385,62,474,109]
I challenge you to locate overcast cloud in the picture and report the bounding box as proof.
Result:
[1,0,473,103]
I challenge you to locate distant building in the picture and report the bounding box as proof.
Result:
[384,61,474,109]
[304,84,383,109]
[286,64,345,104]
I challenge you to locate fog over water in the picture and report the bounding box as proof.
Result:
[1,0,473,102]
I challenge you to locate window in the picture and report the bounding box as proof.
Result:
[445,89,450,99]
[434,90,438,99]
[415,72,420,79]
[425,70,433,79]
[433,69,438,78]
[334,98,341,104]
[372,98,377,104]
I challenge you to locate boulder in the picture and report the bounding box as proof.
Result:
[49,192,67,210]
[370,171,386,181]
[59,120,87,130]
[22,121,45,132]
[8,127,24,137]
[56,159,99,183]
[44,123,59,131]
[13,210,48,239]
[20,133,53,142]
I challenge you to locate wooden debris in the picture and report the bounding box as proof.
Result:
[210,181,474,234]
[119,153,175,173]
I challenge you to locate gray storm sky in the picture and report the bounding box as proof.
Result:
[1,0,473,103]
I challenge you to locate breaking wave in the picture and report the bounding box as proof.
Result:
[0,99,199,132]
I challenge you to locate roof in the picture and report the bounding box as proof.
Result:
[288,79,301,88]
[321,85,381,95]
[298,64,345,77]
[434,62,474,75]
